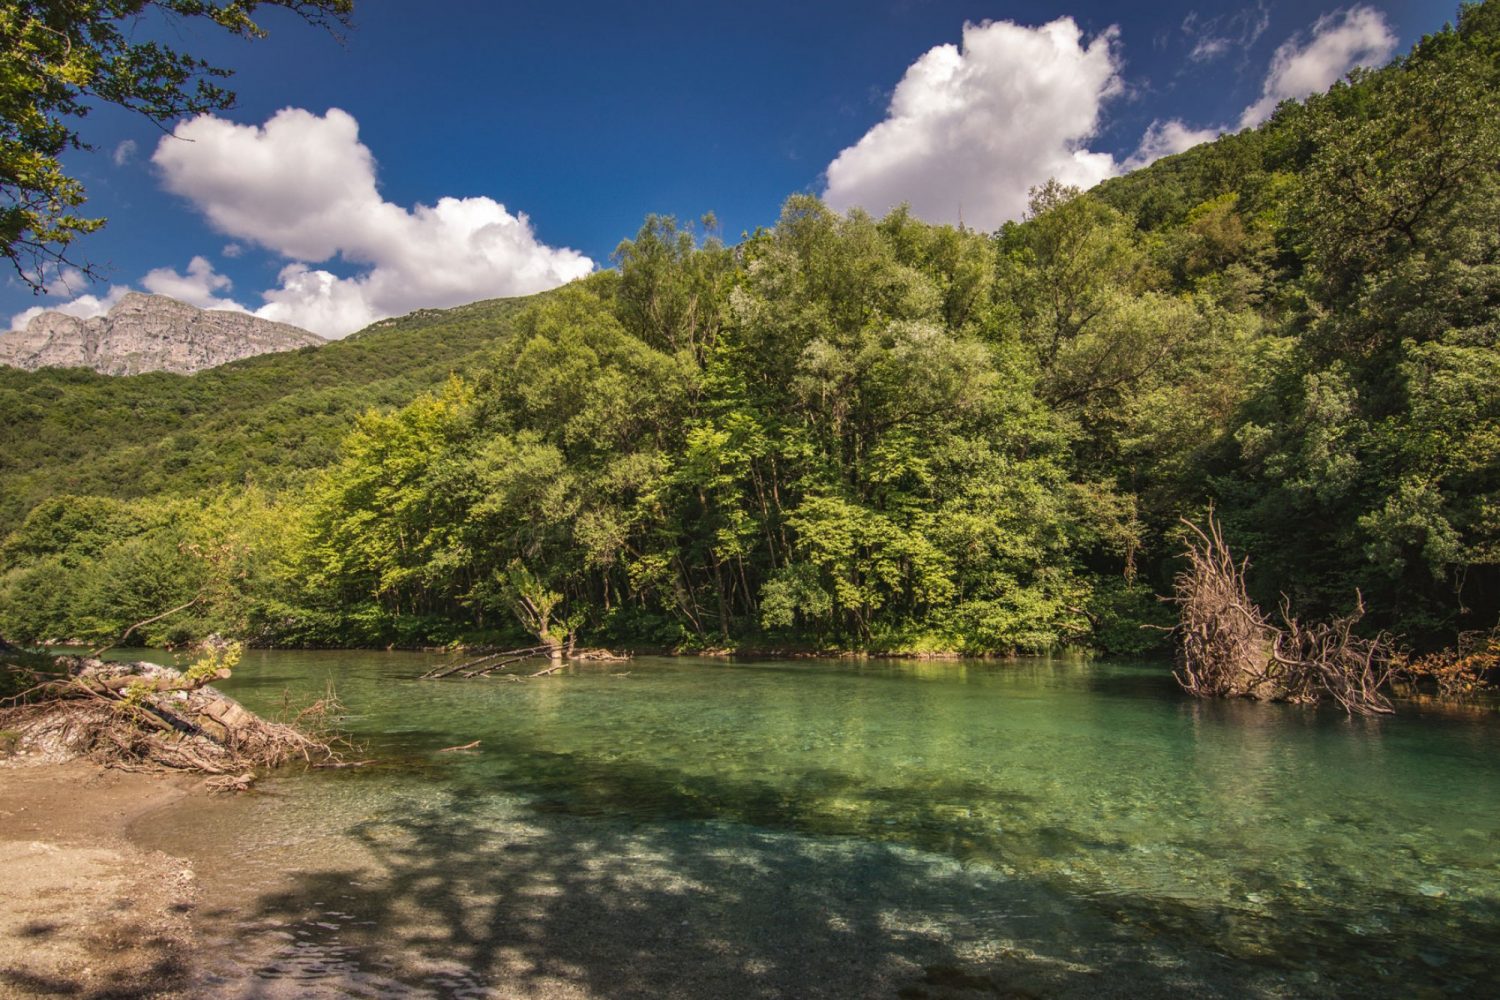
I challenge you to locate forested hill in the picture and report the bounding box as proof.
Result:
[1,2,1496,654]
[0,294,540,530]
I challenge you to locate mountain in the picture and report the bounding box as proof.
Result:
[0,293,325,375]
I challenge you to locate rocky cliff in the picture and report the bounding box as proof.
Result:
[0,293,325,375]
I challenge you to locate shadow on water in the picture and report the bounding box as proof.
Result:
[193,750,1496,1000]
[162,652,1499,998]
[209,792,1209,1000]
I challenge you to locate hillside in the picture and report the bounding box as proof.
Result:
[0,293,542,532]
[0,293,325,375]
[0,1,1496,654]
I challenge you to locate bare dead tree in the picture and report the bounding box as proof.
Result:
[1171,515,1281,701]
[1172,513,1395,715]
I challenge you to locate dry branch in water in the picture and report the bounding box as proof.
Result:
[420,646,632,680]
[1171,514,1396,715]
[1398,629,1500,700]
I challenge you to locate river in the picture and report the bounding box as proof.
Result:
[126,650,1499,998]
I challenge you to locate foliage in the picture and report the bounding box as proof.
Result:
[2,2,1499,658]
[0,0,352,288]
[0,294,536,533]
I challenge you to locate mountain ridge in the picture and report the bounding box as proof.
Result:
[0,292,325,375]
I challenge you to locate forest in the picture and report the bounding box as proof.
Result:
[1,2,1497,657]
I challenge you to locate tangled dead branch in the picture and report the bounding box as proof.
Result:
[1398,628,1500,701]
[1,643,346,778]
[1172,514,1396,715]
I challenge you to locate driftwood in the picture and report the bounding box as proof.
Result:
[438,740,481,752]
[1398,629,1500,700]
[420,645,553,679]
[572,648,632,661]
[422,646,632,681]
[25,665,231,699]
[1172,514,1395,716]
[90,597,202,658]
[204,772,257,794]
[0,652,346,774]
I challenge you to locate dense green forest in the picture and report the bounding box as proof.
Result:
[2,2,1497,654]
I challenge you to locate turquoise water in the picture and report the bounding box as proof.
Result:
[130,651,1500,998]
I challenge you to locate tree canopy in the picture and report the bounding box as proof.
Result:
[2,1,1497,656]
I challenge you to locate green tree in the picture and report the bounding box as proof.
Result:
[1,0,352,289]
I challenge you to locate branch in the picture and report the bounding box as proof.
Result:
[91,596,202,658]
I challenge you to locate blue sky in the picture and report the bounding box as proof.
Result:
[4,0,1461,337]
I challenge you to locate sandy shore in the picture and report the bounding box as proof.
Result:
[0,761,201,1000]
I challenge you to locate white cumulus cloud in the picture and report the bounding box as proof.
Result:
[42,267,89,298]
[9,285,130,331]
[1239,6,1396,128]
[1126,118,1223,170]
[112,139,138,166]
[152,107,594,337]
[822,17,1124,229]
[256,263,380,336]
[140,256,246,312]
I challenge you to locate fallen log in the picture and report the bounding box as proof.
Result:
[572,648,633,661]
[421,645,552,679]
[90,596,203,659]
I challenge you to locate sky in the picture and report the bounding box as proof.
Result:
[3,0,1461,339]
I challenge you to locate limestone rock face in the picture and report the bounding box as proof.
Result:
[0,293,324,375]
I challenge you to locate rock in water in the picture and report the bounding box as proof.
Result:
[0,292,325,375]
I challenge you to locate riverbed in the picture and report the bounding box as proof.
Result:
[119,651,1500,997]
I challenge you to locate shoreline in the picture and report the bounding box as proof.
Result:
[0,761,202,999]
[72,641,1142,661]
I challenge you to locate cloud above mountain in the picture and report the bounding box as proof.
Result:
[822,17,1123,230]
[140,256,245,312]
[1126,119,1223,170]
[822,6,1401,220]
[148,107,594,337]
[10,108,595,339]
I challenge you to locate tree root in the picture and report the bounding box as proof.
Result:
[0,653,346,776]
[1171,514,1396,715]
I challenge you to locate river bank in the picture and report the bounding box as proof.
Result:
[0,761,200,999]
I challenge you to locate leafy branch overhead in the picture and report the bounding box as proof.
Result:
[0,0,353,290]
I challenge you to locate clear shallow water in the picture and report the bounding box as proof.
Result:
[127,651,1500,998]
